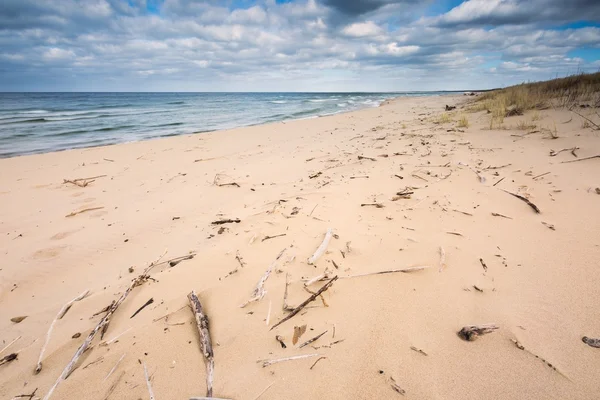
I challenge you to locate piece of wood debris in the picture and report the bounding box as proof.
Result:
[241,248,286,308]
[532,172,550,180]
[102,371,124,400]
[390,376,406,396]
[309,356,327,370]
[439,246,447,272]
[65,206,104,217]
[271,277,338,330]
[143,362,155,400]
[410,346,428,356]
[130,298,154,319]
[561,154,600,163]
[63,179,94,188]
[361,203,384,208]
[485,164,511,170]
[452,209,473,216]
[188,291,215,397]
[299,331,328,348]
[307,228,333,265]
[292,325,307,345]
[309,172,322,179]
[491,212,512,219]
[350,175,369,179]
[168,254,195,267]
[12,388,38,400]
[342,266,431,279]
[501,190,541,213]
[266,300,272,326]
[35,289,90,374]
[458,324,498,341]
[276,335,287,348]
[103,353,126,382]
[262,233,286,242]
[582,336,600,348]
[493,177,505,187]
[550,147,579,157]
[473,285,484,292]
[10,316,27,323]
[511,339,568,378]
[479,258,488,272]
[446,231,463,236]
[358,155,376,161]
[0,353,17,366]
[259,353,320,368]
[282,273,293,312]
[0,336,21,357]
[541,222,555,230]
[211,218,241,225]
[304,267,332,287]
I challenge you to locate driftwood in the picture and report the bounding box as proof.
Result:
[35,289,90,374]
[511,339,568,378]
[479,258,488,272]
[143,362,155,400]
[357,155,376,161]
[550,147,579,157]
[65,206,104,217]
[341,266,431,279]
[410,346,428,356]
[63,179,94,188]
[42,253,169,400]
[582,336,600,348]
[275,335,287,348]
[293,325,307,345]
[262,233,286,242]
[304,267,332,287]
[309,172,322,179]
[532,171,550,180]
[307,228,333,265]
[561,154,600,163]
[501,190,540,213]
[188,291,215,397]
[457,324,498,341]
[282,273,293,312]
[211,218,241,225]
[361,203,384,208]
[390,376,406,396]
[0,336,21,357]
[241,248,286,308]
[0,353,17,366]
[102,371,124,400]
[299,331,328,348]
[130,298,154,318]
[271,276,338,330]
[103,353,126,382]
[12,388,37,399]
[310,356,327,370]
[259,353,320,368]
[493,177,505,187]
[491,212,512,219]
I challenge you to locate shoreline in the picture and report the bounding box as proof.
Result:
[1,94,599,400]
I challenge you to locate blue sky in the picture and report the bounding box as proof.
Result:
[0,0,599,91]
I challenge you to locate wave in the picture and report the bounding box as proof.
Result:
[152,122,184,128]
[269,100,287,104]
[19,110,49,114]
[307,99,328,103]
[337,103,347,107]
[167,101,185,105]
[0,118,48,125]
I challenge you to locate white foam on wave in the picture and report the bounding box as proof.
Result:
[270,100,287,104]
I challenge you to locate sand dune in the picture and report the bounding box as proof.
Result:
[1,95,600,399]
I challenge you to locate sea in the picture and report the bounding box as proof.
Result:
[0,92,448,158]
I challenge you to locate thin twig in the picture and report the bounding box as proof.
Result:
[143,362,155,400]
[299,331,328,348]
[188,291,215,397]
[501,190,541,213]
[65,206,104,217]
[309,357,327,370]
[259,353,320,368]
[103,353,126,382]
[561,154,600,163]
[341,266,431,279]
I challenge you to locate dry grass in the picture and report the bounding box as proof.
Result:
[457,115,469,128]
[438,113,451,124]
[516,120,537,130]
[472,72,600,121]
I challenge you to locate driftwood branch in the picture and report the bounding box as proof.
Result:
[240,248,286,308]
[130,298,154,319]
[188,291,215,397]
[457,324,499,341]
[143,362,155,400]
[35,289,90,374]
[307,228,333,265]
[299,331,328,348]
[211,218,241,225]
[561,154,600,163]
[259,353,320,368]
[42,253,165,400]
[340,266,431,279]
[501,190,540,213]
[271,276,338,330]
[0,353,17,366]
[65,207,104,217]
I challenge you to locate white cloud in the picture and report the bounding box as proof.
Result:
[42,47,75,60]
[342,21,383,37]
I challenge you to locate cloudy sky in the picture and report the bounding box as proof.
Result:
[1,0,599,91]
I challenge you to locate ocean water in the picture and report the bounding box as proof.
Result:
[0,92,446,158]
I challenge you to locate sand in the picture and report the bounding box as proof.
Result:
[1,95,599,400]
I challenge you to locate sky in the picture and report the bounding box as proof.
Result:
[0,0,599,92]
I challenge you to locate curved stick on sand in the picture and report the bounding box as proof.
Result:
[259,353,320,368]
[35,289,90,374]
[307,228,333,265]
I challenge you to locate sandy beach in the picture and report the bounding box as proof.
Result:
[1,94,600,399]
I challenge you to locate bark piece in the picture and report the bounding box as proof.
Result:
[458,324,498,341]
[307,229,333,265]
